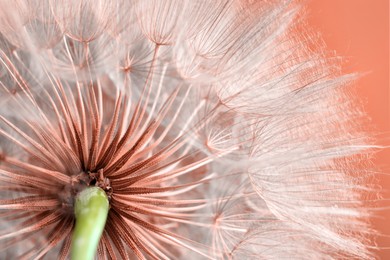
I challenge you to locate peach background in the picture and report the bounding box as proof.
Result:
[306,0,389,258]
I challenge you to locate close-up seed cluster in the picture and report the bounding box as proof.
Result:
[0,0,379,259]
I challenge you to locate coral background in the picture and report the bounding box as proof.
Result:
[307,0,389,258]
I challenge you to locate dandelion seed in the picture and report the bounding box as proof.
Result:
[0,0,377,259]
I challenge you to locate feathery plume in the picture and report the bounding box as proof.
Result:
[0,0,377,259]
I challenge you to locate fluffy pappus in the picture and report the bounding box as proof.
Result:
[0,0,378,259]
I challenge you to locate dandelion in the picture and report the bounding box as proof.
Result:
[0,0,377,259]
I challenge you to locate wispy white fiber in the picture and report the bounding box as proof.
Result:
[0,0,377,259]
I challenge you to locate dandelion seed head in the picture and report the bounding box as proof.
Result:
[0,0,377,259]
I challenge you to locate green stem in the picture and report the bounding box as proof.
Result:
[71,187,109,260]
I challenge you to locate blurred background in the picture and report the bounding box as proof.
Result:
[306,0,389,258]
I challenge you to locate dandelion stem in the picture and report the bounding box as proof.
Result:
[71,187,109,260]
